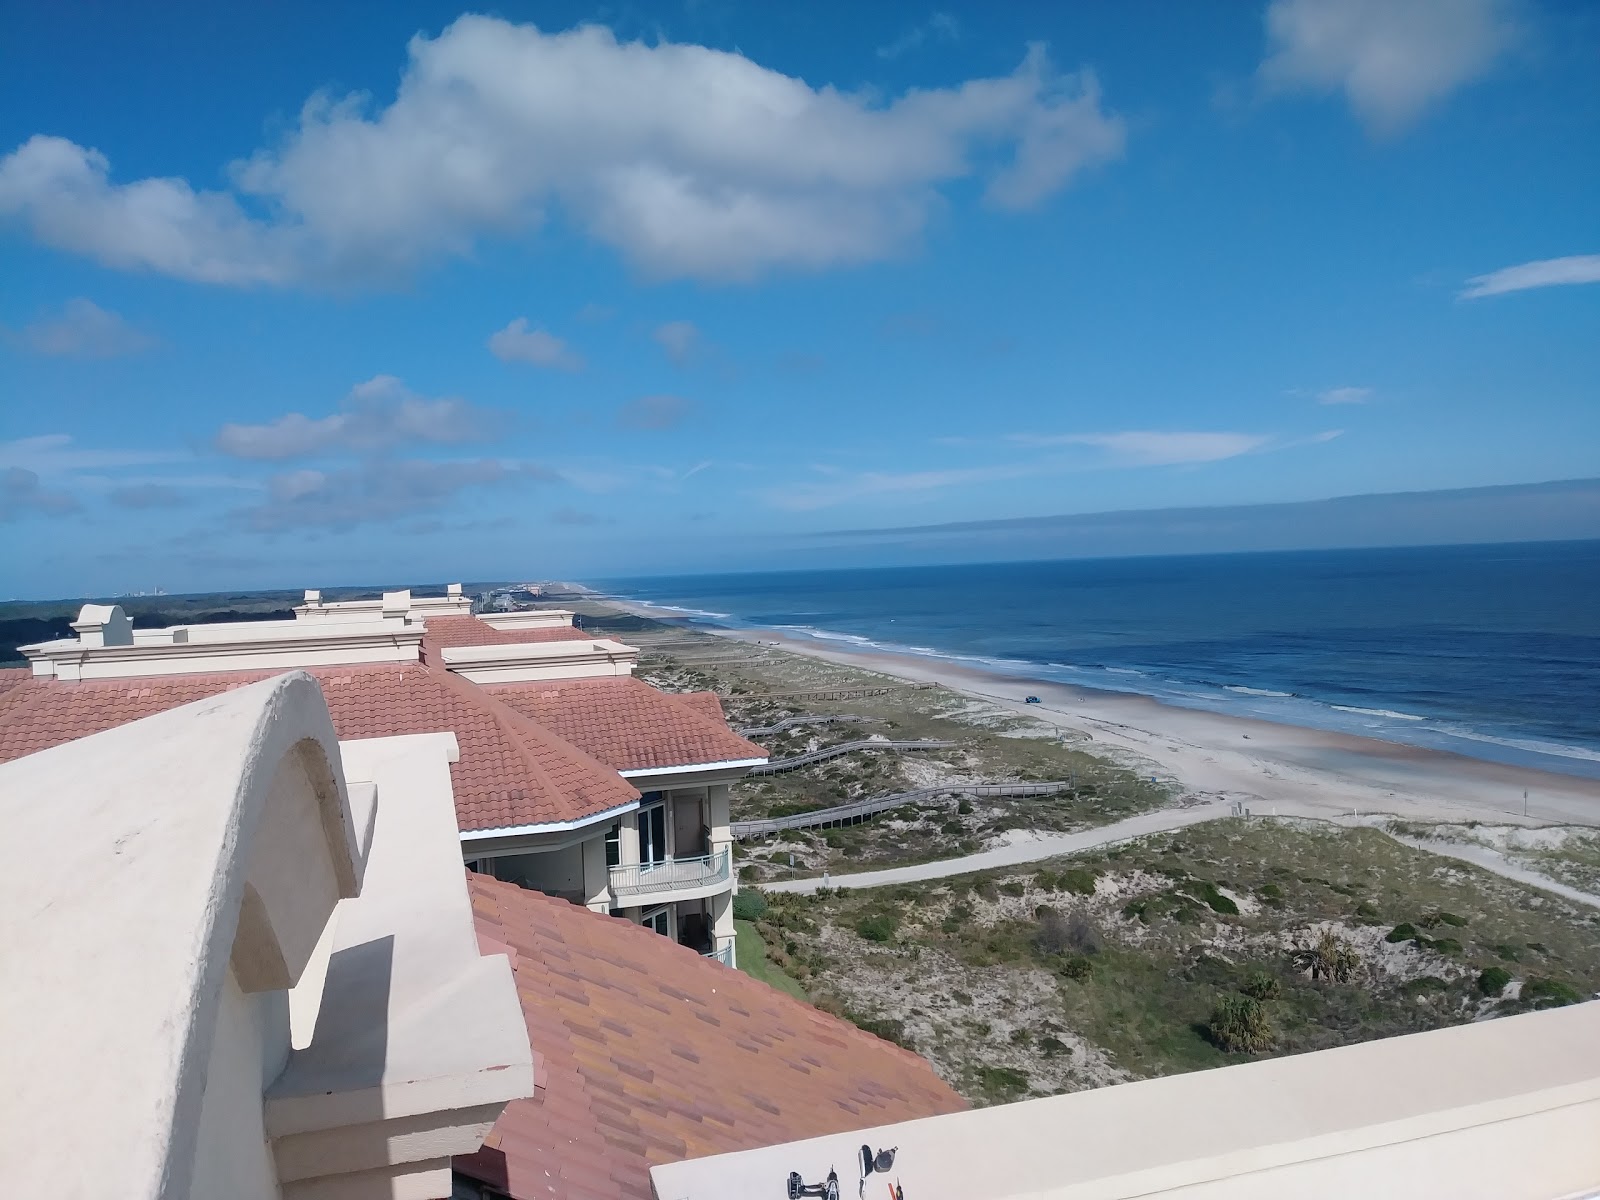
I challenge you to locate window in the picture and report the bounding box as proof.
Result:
[604,821,620,867]
[641,906,672,937]
[639,799,667,869]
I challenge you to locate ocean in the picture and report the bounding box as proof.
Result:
[595,540,1600,781]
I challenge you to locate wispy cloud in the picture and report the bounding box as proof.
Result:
[1460,254,1600,299]
[652,320,701,366]
[617,394,693,431]
[1008,430,1273,465]
[109,482,190,509]
[1,466,80,520]
[6,298,154,358]
[236,458,558,531]
[215,375,499,460]
[760,463,1036,512]
[0,433,186,474]
[1258,0,1518,136]
[488,318,584,370]
[1317,386,1373,405]
[551,506,613,526]
[877,11,960,60]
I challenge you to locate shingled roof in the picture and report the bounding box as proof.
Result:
[459,874,965,1200]
[485,676,767,775]
[0,664,637,831]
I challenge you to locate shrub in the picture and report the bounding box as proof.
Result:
[738,865,759,882]
[1241,970,1281,1000]
[1009,1028,1031,1046]
[1422,911,1467,928]
[856,912,899,942]
[1038,1035,1070,1057]
[941,902,973,934]
[1476,966,1512,996]
[976,881,1000,902]
[1057,954,1094,981]
[957,797,973,815]
[1521,977,1581,1009]
[850,1013,913,1049]
[1292,930,1362,983]
[1209,995,1274,1053]
[1526,941,1550,954]
[1035,909,1103,957]
[1060,868,1099,896]
[732,890,768,921]
[1354,901,1383,924]
[977,1066,1030,1098]
[1195,881,1239,915]
[1494,943,1521,961]
[1386,923,1420,944]
[942,820,966,836]
[1256,883,1284,906]
[1427,937,1463,955]
[951,989,973,1005]
[998,880,1025,897]
[777,828,808,844]
[1400,976,1449,999]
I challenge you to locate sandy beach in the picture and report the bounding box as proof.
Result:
[595,594,1600,831]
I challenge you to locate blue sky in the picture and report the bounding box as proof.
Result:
[1,0,1597,598]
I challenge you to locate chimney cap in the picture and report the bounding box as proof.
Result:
[447,583,463,596]
[303,589,322,603]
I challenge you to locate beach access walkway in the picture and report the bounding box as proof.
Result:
[761,799,1600,909]
[747,738,955,776]
[736,714,869,737]
[732,780,1073,839]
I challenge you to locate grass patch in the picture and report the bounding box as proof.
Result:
[733,919,807,1001]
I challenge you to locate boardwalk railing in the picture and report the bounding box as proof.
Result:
[719,684,934,702]
[608,848,731,900]
[702,937,736,967]
[732,780,1073,839]
[748,739,955,777]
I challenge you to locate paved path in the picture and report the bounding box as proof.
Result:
[732,780,1073,839]
[748,738,955,776]
[762,799,1600,908]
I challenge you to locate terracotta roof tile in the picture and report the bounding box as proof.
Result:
[0,668,28,698]
[485,677,767,774]
[0,664,636,831]
[420,615,590,664]
[460,874,964,1200]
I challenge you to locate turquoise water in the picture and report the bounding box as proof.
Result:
[597,541,1600,780]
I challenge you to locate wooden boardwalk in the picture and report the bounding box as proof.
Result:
[732,780,1073,839]
[736,714,870,737]
[748,738,955,776]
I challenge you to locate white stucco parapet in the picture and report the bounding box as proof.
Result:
[21,604,423,679]
[0,672,533,1200]
[296,585,473,622]
[440,636,639,682]
[476,608,576,630]
[652,998,1600,1200]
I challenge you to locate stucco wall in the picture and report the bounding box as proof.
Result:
[187,965,286,1200]
[495,845,585,898]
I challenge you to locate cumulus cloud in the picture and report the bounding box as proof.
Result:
[1,466,80,520]
[8,298,153,357]
[1317,385,1372,404]
[1460,254,1600,299]
[238,457,558,530]
[215,375,497,460]
[653,320,701,365]
[0,19,1124,286]
[488,317,584,369]
[617,394,693,431]
[1011,430,1274,465]
[1259,0,1517,135]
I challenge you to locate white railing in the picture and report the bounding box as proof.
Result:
[702,937,735,967]
[608,847,731,900]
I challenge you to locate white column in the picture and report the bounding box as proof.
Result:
[581,834,609,913]
[711,891,736,967]
[619,811,640,866]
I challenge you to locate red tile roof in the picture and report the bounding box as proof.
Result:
[0,665,637,832]
[484,676,767,774]
[420,615,590,664]
[0,668,27,698]
[459,874,964,1199]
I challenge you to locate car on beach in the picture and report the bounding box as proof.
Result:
[1025,695,1041,704]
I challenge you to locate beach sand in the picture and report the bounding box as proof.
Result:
[594,597,1600,831]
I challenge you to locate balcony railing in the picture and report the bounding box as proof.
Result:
[609,847,731,900]
[702,937,735,967]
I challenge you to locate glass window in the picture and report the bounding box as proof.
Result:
[604,822,620,867]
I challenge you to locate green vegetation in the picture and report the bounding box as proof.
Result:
[732,920,807,1002]
[731,889,768,921]
[856,910,900,942]
[1476,966,1511,995]
[1520,977,1582,1009]
[1208,994,1274,1053]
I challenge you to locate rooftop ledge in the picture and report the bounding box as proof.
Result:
[22,604,423,680]
[476,608,575,630]
[440,636,638,683]
[0,673,532,1199]
[652,998,1600,1200]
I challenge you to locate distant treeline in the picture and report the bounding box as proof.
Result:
[0,592,306,665]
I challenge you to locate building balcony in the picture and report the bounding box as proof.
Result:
[608,847,732,907]
[702,936,736,967]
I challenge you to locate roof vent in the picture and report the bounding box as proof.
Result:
[303,589,322,604]
[447,583,463,597]
[381,590,412,618]
[71,604,133,649]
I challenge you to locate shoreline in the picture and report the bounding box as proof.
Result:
[595,594,1600,831]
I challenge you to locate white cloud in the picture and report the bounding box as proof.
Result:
[0,433,186,474]
[653,320,701,365]
[1010,430,1272,465]
[9,298,154,357]
[215,375,497,459]
[1461,253,1600,299]
[1,466,80,520]
[877,12,960,60]
[239,457,558,530]
[1317,385,1372,404]
[0,19,1124,286]
[488,317,584,369]
[761,463,1036,511]
[1259,0,1517,135]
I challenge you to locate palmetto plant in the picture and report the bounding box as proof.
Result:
[1292,929,1362,983]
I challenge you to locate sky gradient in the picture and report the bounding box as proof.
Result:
[2,0,1597,597]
